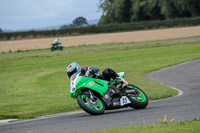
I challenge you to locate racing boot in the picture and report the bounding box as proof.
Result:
[109,84,122,97]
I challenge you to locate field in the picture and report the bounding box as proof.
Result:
[0,26,200,53]
[0,36,200,119]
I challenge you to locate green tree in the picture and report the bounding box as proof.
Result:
[125,0,165,21]
[60,24,74,29]
[99,0,165,24]
[98,0,200,25]
[114,0,132,23]
[186,0,200,16]
[160,0,183,19]
[98,0,132,24]
[154,0,200,19]
[131,0,154,21]
[173,0,200,17]
[98,0,115,24]
[0,28,3,33]
[72,16,89,26]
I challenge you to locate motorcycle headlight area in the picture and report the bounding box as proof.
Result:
[70,87,76,93]
[70,81,76,93]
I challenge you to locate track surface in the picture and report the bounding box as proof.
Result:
[0,60,200,133]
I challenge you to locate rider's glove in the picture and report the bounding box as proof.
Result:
[115,77,128,88]
[85,69,95,77]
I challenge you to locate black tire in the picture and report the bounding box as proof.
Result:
[77,94,105,115]
[60,46,63,51]
[127,84,148,109]
[51,46,55,51]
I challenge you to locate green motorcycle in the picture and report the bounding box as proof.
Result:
[51,43,63,51]
[69,72,148,115]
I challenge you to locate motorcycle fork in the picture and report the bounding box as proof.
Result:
[89,90,97,101]
[125,86,140,97]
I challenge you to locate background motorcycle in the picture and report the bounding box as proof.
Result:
[69,72,148,115]
[51,43,63,51]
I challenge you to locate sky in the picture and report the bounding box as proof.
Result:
[0,0,102,31]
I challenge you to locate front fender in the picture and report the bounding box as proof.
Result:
[71,76,109,98]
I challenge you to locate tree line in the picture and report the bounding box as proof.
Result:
[60,16,89,29]
[1,17,200,40]
[0,17,89,33]
[0,28,3,33]
[98,0,200,25]
[1,0,200,40]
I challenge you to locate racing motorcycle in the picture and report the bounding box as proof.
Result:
[51,43,63,51]
[69,72,148,115]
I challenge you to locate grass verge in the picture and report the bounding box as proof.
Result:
[1,36,200,60]
[0,40,200,119]
[79,119,200,133]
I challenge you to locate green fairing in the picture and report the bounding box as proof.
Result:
[111,72,125,84]
[52,43,61,47]
[69,75,109,98]
[69,72,124,98]
[118,72,125,78]
[69,71,148,114]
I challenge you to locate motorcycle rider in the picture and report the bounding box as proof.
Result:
[66,62,128,88]
[52,38,62,46]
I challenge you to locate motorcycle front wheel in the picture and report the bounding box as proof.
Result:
[51,46,55,51]
[77,93,105,115]
[126,84,148,109]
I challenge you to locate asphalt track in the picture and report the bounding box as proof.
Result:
[0,60,200,133]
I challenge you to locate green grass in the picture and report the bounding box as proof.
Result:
[79,119,200,133]
[0,40,200,119]
[1,36,200,60]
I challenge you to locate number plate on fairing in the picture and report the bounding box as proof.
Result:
[120,96,131,106]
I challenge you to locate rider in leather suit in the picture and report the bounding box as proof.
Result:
[66,62,128,88]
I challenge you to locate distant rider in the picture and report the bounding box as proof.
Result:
[52,38,61,46]
[66,62,128,88]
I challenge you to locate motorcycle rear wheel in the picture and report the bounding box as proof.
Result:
[60,46,63,51]
[126,84,148,109]
[77,93,105,115]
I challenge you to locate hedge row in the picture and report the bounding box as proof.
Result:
[1,17,200,41]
